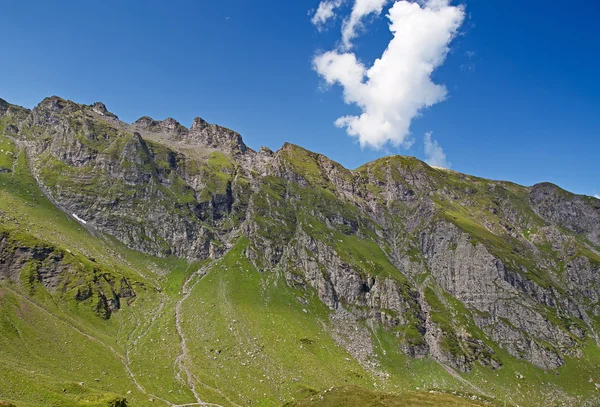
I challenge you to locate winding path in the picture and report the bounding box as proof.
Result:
[175,265,208,404]
[434,360,489,398]
[173,262,242,407]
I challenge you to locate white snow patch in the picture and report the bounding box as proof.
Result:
[72,213,87,224]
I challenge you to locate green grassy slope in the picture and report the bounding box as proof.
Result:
[282,385,494,407]
[1,117,600,407]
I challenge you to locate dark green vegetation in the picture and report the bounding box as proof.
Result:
[0,96,599,407]
[283,386,494,407]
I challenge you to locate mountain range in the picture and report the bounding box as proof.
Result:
[1,96,599,407]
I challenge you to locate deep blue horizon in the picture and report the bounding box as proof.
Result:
[1,0,598,197]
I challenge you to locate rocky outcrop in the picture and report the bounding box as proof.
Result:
[134,116,188,137]
[419,221,585,369]
[565,256,600,308]
[0,98,30,123]
[0,231,135,319]
[89,102,118,120]
[189,117,247,154]
[0,98,10,116]
[530,182,600,245]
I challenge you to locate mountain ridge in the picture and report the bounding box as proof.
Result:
[4,94,594,195]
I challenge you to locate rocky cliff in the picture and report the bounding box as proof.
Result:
[0,225,136,319]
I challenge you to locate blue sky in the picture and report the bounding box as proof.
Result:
[0,0,598,196]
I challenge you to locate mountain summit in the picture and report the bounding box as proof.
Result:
[0,96,599,407]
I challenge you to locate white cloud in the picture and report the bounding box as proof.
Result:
[314,0,465,149]
[312,0,345,29]
[423,132,450,168]
[594,194,600,199]
[341,0,390,49]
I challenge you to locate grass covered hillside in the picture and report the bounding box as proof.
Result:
[0,96,599,407]
[283,386,495,407]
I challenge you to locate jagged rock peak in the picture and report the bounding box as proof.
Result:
[0,98,9,117]
[189,116,247,153]
[530,182,600,244]
[161,117,187,133]
[35,96,80,114]
[134,116,157,128]
[259,146,274,156]
[134,115,188,134]
[279,142,317,156]
[89,101,118,119]
[190,116,209,129]
[0,98,30,119]
[531,181,560,191]
[33,97,118,119]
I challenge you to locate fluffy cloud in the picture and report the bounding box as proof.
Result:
[342,0,390,49]
[314,0,465,150]
[595,194,600,199]
[424,132,450,168]
[312,0,345,29]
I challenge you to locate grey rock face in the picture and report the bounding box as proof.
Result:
[0,233,135,319]
[189,117,247,154]
[134,116,156,128]
[90,102,118,119]
[0,98,30,122]
[134,116,188,137]
[0,98,9,115]
[530,182,600,245]
[566,256,600,305]
[419,220,588,369]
